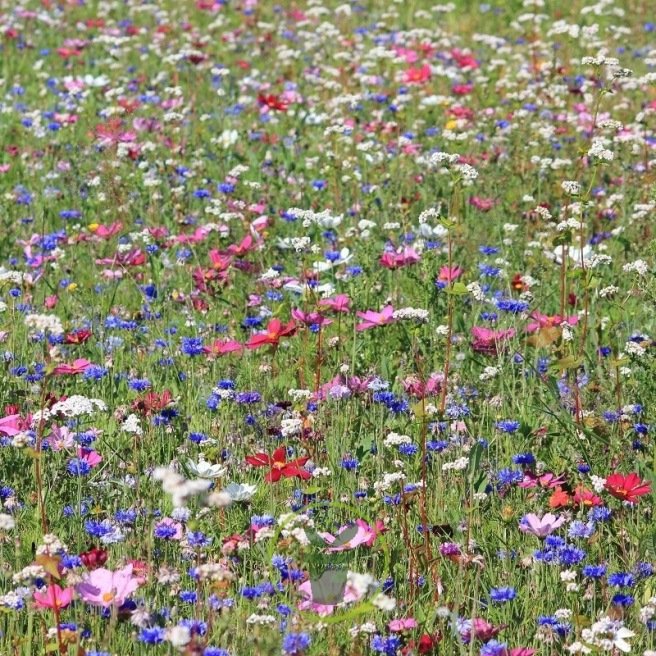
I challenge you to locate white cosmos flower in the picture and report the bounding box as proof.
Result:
[222,482,257,502]
[186,459,226,479]
[551,244,593,266]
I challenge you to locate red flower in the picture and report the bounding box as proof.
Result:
[605,472,651,503]
[245,318,296,350]
[548,487,570,509]
[65,329,92,345]
[79,546,108,570]
[257,93,288,112]
[573,485,602,507]
[246,446,310,482]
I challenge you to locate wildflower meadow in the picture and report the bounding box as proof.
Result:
[1,0,656,654]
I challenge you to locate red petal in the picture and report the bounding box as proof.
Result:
[265,468,282,483]
[246,453,271,467]
[282,466,311,480]
[271,446,287,464]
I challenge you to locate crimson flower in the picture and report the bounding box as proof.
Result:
[246,446,311,482]
[246,318,296,349]
[605,472,651,503]
[64,329,92,345]
[79,546,108,570]
[257,93,289,112]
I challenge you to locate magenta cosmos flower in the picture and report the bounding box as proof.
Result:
[318,519,384,552]
[355,305,395,331]
[518,513,565,538]
[75,564,141,608]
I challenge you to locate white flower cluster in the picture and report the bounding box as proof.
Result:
[0,514,15,530]
[49,395,107,419]
[383,432,412,447]
[442,457,469,471]
[0,270,26,285]
[373,471,407,493]
[288,389,312,401]
[588,138,614,162]
[392,307,429,322]
[479,366,500,381]
[429,151,460,166]
[24,313,64,336]
[561,180,581,196]
[622,259,649,275]
[121,413,142,435]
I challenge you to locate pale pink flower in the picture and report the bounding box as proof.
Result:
[519,513,565,538]
[75,565,140,608]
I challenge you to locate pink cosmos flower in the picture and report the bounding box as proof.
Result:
[319,519,384,552]
[0,414,26,437]
[526,312,579,333]
[48,424,76,451]
[77,447,102,468]
[379,247,421,270]
[389,618,418,632]
[318,294,351,313]
[518,513,565,538]
[471,326,516,355]
[404,64,431,84]
[460,618,505,643]
[438,265,464,283]
[291,308,333,327]
[356,305,395,331]
[52,358,93,376]
[91,222,123,240]
[297,576,365,616]
[402,373,443,398]
[469,196,495,212]
[518,472,566,489]
[75,565,141,608]
[203,339,243,357]
[33,584,74,610]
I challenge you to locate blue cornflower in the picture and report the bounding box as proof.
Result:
[282,633,311,655]
[611,593,634,607]
[235,391,261,404]
[398,443,418,456]
[67,459,91,476]
[582,564,606,579]
[496,298,529,313]
[181,337,204,356]
[489,587,516,603]
[496,420,520,433]
[512,452,535,466]
[84,365,108,381]
[139,627,166,644]
[608,572,635,588]
[481,641,508,656]
[371,635,401,655]
[341,456,359,471]
[128,378,151,392]
[568,521,595,539]
[588,506,612,523]
[635,562,654,579]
